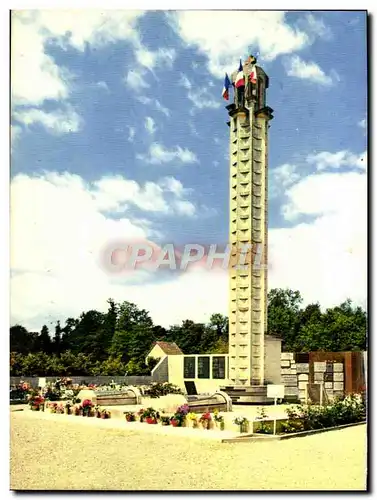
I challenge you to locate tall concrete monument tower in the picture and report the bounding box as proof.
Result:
[225,56,274,393]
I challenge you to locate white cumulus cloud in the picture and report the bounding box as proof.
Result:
[307,150,367,171]
[284,55,336,86]
[13,105,82,135]
[137,143,198,165]
[270,168,367,310]
[169,11,310,78]
[145,116,156,135]
[125,69,149,91]
[135,47,176,69]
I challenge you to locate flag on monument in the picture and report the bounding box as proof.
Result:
[222,73,231,100]
[249,64,257,84]
[235,59,245,88]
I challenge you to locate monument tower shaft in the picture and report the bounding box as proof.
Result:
[227,58,273,387]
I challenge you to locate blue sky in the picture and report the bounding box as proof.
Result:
[11,10,367,330]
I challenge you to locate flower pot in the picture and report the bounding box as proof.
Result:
[170,419,179,427]
[146,417,157,424]
[240,423,249,433]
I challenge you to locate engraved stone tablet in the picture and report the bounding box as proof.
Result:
[298,373,309,381]
[314,372,324,381]
[282,375,297,385]
[285,386,299,396]
[325,382,333,389]
[296,363,309,373]
[281,368,292,375]
[333,382,344,391]
[333,363,343,372]
[333,372,344,382]
[281,352,294,361]
[314,362,326,372]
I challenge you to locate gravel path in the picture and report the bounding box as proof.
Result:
[10,411,367,491]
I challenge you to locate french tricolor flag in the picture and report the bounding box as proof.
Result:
[249,64,257,85]
[235,59,245,88]
[222,73,231,100]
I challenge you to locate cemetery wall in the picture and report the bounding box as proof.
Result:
[10,375,153,388]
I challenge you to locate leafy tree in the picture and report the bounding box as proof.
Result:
[65,310,105,355]
[267,288,303,351]
[167,320,206,354]
[10,325,35,354]
[53,321,62,355]
[99,356,127,376]
[210,338,229,354]
[19,352,50,376]
[209,313,228,342]
[35,325,53,354]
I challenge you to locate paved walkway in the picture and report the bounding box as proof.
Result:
[10,411,367,490]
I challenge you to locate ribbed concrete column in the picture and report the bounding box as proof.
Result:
[227,103,272,387]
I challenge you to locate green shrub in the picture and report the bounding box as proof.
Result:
[282,394,366,434]
[144,382,183,398]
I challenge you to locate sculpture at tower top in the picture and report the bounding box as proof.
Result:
[230,54,262,109]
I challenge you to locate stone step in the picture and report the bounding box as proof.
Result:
[220,385,271,404]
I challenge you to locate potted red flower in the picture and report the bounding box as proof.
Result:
[199,412,212,430]
[170,417,179,427]
[28,393,45,411]
[81,399,93,417]
[145,416,158,424]
[142,408,159,424]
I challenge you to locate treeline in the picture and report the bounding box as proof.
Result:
[10,290,367,376]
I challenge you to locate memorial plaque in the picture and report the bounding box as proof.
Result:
[298,373,309,381]
[333,363,343,372]
[324,372,333,382]
[212,356,226,379]
[298,381,307,390]
[314,372,324,381]
[281,360,291,368]
[325,382,333,389]
[314,362,326,372]
[296,363,309,373]
[333,372,344,382]
[281,352,294,361]
[281,368,292,375]
[282,374,297,385]
[307,383,321,404]
[285,386,299,396]
[197,356,210,379]
[333,382,344,391]
[184,357,196,379]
